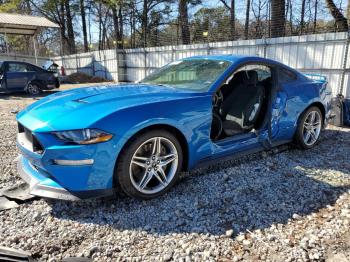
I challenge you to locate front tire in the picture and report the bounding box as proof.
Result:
[116,130,183,199]
[294,106,323,149]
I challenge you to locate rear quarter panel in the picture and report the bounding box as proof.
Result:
[276,76,331,140]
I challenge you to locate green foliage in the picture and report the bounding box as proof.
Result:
[0,0,22,12]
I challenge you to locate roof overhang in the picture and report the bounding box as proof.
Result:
[0,13,59,35]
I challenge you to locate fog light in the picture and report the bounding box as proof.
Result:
[53,159,94,166]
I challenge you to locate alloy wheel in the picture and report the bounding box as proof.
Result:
[302,110,322,146]
[129,136,178,194]
[27,83,40,95]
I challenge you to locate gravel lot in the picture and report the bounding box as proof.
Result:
[0,88,350,261]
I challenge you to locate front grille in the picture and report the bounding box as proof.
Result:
[18,122,44,154]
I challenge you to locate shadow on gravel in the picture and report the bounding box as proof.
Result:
[49,128,350,237]
[0,91,59,100]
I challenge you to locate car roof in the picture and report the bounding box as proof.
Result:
[182,54,282,65]
[0,60,37,66]
[183,54,301,75]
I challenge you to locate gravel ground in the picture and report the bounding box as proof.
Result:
[0,89,350,261]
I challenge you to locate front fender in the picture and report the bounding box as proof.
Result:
[94,95,213,170]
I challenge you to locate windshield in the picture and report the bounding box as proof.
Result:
[0,62,3,75]
[141,59,232,91]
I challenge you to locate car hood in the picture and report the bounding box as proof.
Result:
[42,60,59,70]
[17,83,208,132]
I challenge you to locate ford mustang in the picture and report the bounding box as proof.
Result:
[16,55,332,200]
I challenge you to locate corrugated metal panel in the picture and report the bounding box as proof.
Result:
[53,32,350,96]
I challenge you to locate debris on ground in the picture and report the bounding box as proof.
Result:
[0,246,34,261]
[0,183,36,202]
[0,197,18,211]
[64,72,110,84]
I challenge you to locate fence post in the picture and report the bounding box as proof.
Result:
[61,56,64,74]
[103,50,107,80]
[75,54,78,73]
[144,48,147,78]
[263,37,268,58]
[115,48,119,82]
[116,48,127,82]
[171,45,175,62]
[91,53,95,77]
[339,31,350,96]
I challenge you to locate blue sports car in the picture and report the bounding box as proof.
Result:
[16,55,332,200]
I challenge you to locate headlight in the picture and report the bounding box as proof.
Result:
[53,128,113,144]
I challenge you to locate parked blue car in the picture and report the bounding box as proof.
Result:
[16,55,332,200]
[0,60,59,95]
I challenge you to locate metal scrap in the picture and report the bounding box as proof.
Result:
[0,183,36,202]
[0,197,18,211]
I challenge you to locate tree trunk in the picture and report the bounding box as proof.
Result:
[300,0,306,34]
[325,0,348,32]
[142,0,148,47]
[118,6,123,48]
[112,6,123,49]
[244,0,251,39]
[347,2,350,27]
[313,0,318,33]
[230,0,235,40]
[271,0,285,38]
[98,3,102,50]
[179,0,190,45]
[80,0,88,52]
[64,0,76,54]
[59,0,67,55]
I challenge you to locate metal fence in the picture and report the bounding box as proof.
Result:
[50,32,350,98]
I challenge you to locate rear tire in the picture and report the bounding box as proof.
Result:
[116,130,183,199]
[294,106,323,149]
[27,82,41,96]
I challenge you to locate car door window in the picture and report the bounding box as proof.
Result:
[26,64,43,72]
[8,63,28,73]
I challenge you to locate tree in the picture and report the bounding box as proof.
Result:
[30,0,70,54]
[80,0,88,52]
[300,0,306,34]
[111,4,123,49]
[313,0,318,33]
[179,0,190,44]
[244,0,250,39]
[139,0,175,47]
[252,0,268,38]
[271,0,285,37]
[220,0,235,40]
[64,0,76,53]
[325,0,348,32]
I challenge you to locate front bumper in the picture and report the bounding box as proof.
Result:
[17,155,114,201]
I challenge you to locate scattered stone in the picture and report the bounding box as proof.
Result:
[225,229,234,237]
[242,240,252,248]
[236,234,245,242]
[292,214,302,220]
[0,97,349,261]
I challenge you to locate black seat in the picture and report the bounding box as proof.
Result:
[220,70,265,136]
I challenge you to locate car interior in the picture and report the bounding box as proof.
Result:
[210,64,272,140]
